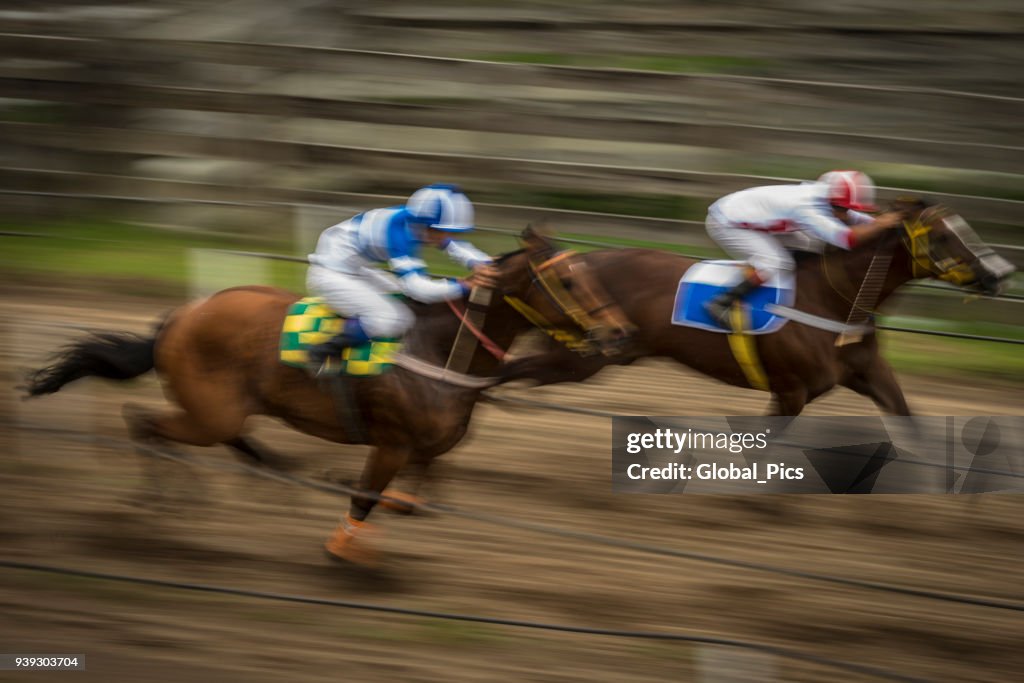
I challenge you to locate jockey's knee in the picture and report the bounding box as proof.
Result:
[361,306,414,338]
[750,257,794,283]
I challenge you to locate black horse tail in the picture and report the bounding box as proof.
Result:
[23,319,166,398]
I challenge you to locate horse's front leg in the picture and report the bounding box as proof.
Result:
[766,387,808,416]
[838,341,912,416]
[840,355,912,416]
[324,443,410,566]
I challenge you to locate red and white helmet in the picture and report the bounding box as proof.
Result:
[817,170,877,212]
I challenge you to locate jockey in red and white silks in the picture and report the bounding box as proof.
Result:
[703,170,905,326]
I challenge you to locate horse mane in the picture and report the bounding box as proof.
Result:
[493,248,525,264]
[890,195,933,213]
[792,249,821,264]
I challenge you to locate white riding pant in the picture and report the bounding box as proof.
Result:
[705,215,795,281]
[306,265,414,338]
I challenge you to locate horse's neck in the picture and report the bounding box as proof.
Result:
[402,302,461,365]
[804,238,913,317]
[402,299,525,377]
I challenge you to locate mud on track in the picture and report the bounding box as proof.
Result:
[1,299,1022,682]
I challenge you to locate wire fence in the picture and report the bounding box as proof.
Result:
[3,31,1021,104]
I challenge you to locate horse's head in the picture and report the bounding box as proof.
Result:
[494,224,636,356]
[895,198,1016,296]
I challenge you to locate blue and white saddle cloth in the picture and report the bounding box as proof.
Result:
[672,260,794,334]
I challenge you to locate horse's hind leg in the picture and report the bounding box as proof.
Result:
[224,436,296,471]
[122,403,228,509]
[125,364,252,446]
[125,403,249,447]
[123,375,252,506]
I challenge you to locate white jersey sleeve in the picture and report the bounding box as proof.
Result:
[791,204,854,249]
[443,239,492,269]
[396,270,465,303]
[847,209,875,226]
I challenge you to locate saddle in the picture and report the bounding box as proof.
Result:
[279,297,399,376]
[672,261,794,334]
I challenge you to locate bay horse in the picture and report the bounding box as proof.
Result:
[23,227,634,565]
[500,200,1016,416]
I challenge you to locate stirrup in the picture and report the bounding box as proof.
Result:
[310,355,343,378]
[704,296,735,328]
[307,336,353,377]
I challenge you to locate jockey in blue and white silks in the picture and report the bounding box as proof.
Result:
[702,170,905,326]
[306,183,497,373]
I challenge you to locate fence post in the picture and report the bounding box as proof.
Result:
[293,203,351,259]
[188,248,270,299]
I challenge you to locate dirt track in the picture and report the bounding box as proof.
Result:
[1,299,1022,683]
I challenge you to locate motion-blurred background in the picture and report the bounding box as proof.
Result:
[1,0,1022,376]
[1,2,1022,682]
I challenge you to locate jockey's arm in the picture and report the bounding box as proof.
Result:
[843,211,905,248]
[796,206,904,250]
[382,219,467,302]
[443,239,491,269]
[388,255,466,303]
[442,238,499,288]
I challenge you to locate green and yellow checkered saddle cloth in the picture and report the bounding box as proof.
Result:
[279,297,401,376]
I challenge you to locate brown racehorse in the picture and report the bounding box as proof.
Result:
[24,228,634,565]
[500,200,1016,415]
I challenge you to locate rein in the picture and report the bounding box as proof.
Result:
[836,243,892,346]
[445,248,616,363]
[446,295,507,361]
[824,208,966,345]
[902,209,976,285]
[428,248,620,383]
[822,227,907,346]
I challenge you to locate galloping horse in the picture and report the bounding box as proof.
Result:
[501,200,1016,415]
[24,228,634,564]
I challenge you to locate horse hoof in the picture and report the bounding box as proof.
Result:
[324,523,379,567]
[379,489,424,515]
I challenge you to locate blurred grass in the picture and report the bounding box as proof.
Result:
[0,220,309,297]
[1,218,1020,384]
[878,330,1023,384]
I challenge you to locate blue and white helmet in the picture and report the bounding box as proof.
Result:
[406,183,475,232]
